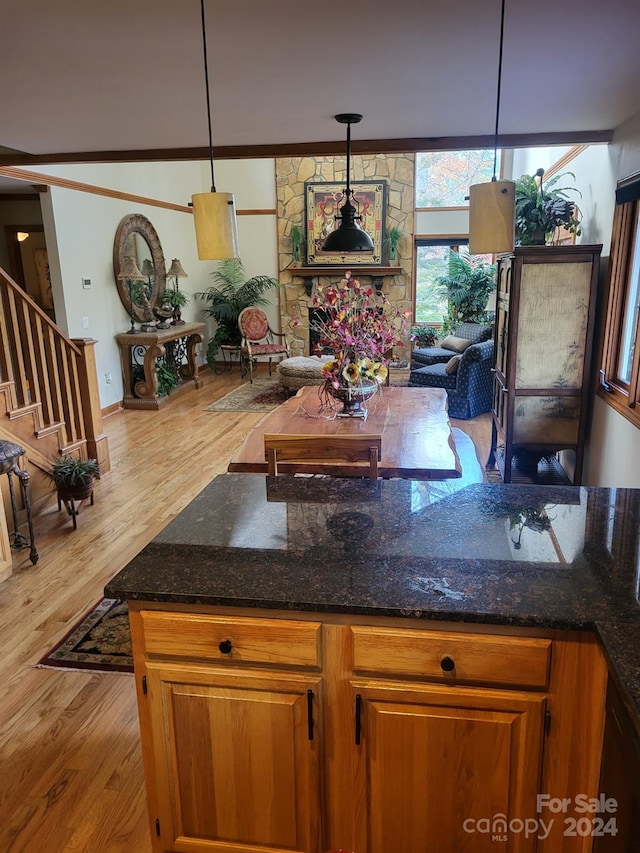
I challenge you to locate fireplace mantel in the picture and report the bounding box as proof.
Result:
[288,265,401,277]
[287,265,402,295]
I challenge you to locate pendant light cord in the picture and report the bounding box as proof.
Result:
[345,119,352,199]
[200,0,216,192]
[492,0,506,181]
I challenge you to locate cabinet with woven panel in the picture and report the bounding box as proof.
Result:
[488,245,601,484]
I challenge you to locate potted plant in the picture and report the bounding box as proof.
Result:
[386,226,402,261]
[435,250,496,334]
[48,456,100,528]
[290,224,303,262]
[195,258,280,370]
[160,287,189,326]
[515,169,582,246]
[410,324,439,349]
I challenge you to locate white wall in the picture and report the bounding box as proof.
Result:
[27,159,278,408]
[582,111,640,486]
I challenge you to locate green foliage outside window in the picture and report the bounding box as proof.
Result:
[415,150,500,208]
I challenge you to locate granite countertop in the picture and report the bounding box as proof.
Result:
[106,474,640,729]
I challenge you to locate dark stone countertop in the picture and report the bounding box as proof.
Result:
[106,474,640,731]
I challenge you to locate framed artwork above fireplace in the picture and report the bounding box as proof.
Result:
[304,180,386,266]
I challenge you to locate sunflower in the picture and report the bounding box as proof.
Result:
[358,358,375,378]
[342,362,361,383]
[371,363,388,384]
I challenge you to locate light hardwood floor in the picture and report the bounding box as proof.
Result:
[0,369,490,852]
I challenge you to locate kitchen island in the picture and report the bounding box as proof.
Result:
[107,475,640,853]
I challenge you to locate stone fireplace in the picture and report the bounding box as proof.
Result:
[275,154,415,361]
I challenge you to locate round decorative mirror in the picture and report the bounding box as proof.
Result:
[113,214,166,324]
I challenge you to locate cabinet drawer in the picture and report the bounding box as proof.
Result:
[351,626,551,689]
[141,612,321,669]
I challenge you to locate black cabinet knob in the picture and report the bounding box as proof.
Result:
[440,656,455,672]
[218,639,233,654]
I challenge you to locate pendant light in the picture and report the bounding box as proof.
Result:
[321,114,374,253]
[191,0,239,260]
[468,0,515,255]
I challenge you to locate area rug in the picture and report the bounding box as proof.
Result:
[206,376,289,413]
[37,598,133,674]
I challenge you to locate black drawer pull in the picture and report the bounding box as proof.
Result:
[218,639,233,654]
[440,656,455,672]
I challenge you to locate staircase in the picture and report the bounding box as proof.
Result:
[0,266,110,514]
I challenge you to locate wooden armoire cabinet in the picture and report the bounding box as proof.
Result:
[488,245,602,484]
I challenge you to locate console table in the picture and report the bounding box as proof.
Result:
[116,322,205,410]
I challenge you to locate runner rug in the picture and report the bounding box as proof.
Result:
[206,376,289,413]
[37,598,133,674]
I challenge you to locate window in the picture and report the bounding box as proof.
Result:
[414,240,493,326]
[415,150,500,209]
[600,175,640,427]
[414,241,460,324]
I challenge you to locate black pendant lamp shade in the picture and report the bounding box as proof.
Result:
[322,113,374,253]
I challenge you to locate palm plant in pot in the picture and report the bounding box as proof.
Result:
[515,169,582,246]
[435,250,496,334]
[195,258,280,370]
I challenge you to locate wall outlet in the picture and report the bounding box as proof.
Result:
[82,316,90,329]
[105,373,112,384]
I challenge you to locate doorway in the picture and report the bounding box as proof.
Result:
[3,225,55,322]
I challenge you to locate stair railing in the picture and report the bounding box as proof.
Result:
[0,266,110,470]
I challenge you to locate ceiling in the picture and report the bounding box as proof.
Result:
[1,0,639,172]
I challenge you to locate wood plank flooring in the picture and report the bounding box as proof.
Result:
[0,369,490,852]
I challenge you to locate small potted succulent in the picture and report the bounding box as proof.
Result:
[386,225,402,261]
[290,224,303,262]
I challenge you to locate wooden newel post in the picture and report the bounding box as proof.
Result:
[71,338,111,474]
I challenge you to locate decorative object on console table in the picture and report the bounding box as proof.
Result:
[487,245,601,484]
[0,440,38,564]
[164,258,189,326]
[138,258,158,332]
[310,270,408,418]
[48,455,100,530]
[117,256,146,334]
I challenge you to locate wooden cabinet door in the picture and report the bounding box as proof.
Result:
[144,662,323,853]
[351,680,546,853]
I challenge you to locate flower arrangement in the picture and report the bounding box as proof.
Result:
[310,271,409,392]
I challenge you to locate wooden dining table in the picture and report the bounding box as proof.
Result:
[227,385,463,479]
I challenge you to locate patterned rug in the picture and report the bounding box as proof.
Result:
[37,598,133,673]
[206,376,289,413]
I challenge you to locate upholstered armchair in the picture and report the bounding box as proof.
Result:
[409,339,494,420]
[411,323,493,368]
[238,307,290,383]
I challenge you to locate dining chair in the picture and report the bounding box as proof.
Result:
[264,434,382,479]
[238,306,290,383]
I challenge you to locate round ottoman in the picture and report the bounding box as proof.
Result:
[277,355,333,393]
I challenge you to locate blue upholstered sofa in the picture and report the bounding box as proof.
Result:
[409,339,494,420]
[412,323,493,368]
